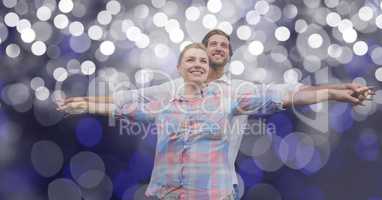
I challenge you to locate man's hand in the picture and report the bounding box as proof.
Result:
[56,99,89,115]
[330,86,374,105]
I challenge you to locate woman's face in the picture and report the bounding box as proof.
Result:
[178,48,209,84]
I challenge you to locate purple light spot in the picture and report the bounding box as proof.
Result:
[75,117,103,147]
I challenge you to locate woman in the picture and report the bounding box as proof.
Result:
[57,43,372,200]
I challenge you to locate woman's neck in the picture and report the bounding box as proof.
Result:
[183,82,204,98]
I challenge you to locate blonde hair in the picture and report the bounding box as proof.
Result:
[177,43,208,66]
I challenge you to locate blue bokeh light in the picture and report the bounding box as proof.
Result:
[75,117,103,147]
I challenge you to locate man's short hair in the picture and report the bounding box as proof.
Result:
[201,29,233,58]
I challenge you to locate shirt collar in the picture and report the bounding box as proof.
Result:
[210,73,232,85]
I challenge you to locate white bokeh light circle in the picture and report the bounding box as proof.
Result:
[100,41,115,56]
[275,26,290,42]
[31,41,47,56]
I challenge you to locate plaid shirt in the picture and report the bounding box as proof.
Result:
[115,83,284,199]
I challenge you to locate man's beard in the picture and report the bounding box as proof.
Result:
[210,58,229,70]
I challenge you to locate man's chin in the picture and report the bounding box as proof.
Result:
[210,61,227,69]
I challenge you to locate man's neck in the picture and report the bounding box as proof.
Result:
[207,65,225,82]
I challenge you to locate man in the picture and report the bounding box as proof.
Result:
[62,29,372,199]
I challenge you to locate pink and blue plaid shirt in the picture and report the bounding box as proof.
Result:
[115,83,284,199]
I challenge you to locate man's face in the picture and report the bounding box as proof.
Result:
[206,34,230,68]
[178,48,209,84]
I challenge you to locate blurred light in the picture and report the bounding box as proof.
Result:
[255,0,270,15]
[253,68,267,82]
[153,12,168,27]
[97,10,112,25]
[80,60,96,75]
[152,0,166,9]
[275,26,290,42]
[135,69,154,85]
[375,67,382,82]
[229,60,245,75]
[100,41,115,56]
[20,28,36,43]
[283,4,298,19]
[163,1,178,16]
[279,132,315,169]
[303,55,321,72]
[48,179,82,200]
[185,6,200,22]
[70,151,106,188]
[53,14,69,29]
[326,12,341,27]
[76,118,103,147]
[246,10,261,25]
[126,26,142,41]
[88,25,103,40]
[270,46,288,63]
[70,34,91,53]
[4,83,30,105]
[237,25,252,40]
[324,0,339,8]
[134,4,149,19]
[135,34,150,48]
[169,28,184,43]
[266,5,282,22]
[303,0,320,8]
[58,0,73,13]
[358,6,373,22]
[308,33,323,48]
[121,19,134,32]
[207,0,222,13]
[375,15,382,29]
[371,47,382,65]
[154,43,169,58]
[164,19,180,33]
[69,21,84,36]
[35,86,50,101]
[353,77,367,86]
[72,2,86,18]
[2,0,17,8]
[327,44,343,58]
[31,140,64,177]
[4,12,19,27]
[374,90,382,104]
[53,67,68,82]
[202,14,217,29]
[106,0,121,15]
[248,40,264,56]
[342,28,357,43]
[30,77,45,90]
[337,46,353,64]
[179,41,192,51]
[31,41,47,56]
[284,68,301,83]
[217,21,233,35]
[352,41,368,56]
[0,23,9,43]
[338,19,353,33]
[37,6,52,21]
[6,43,20,58]
[295,19,308,33]
[16,19,31,33]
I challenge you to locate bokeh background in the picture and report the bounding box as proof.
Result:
[1,0,382,199]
